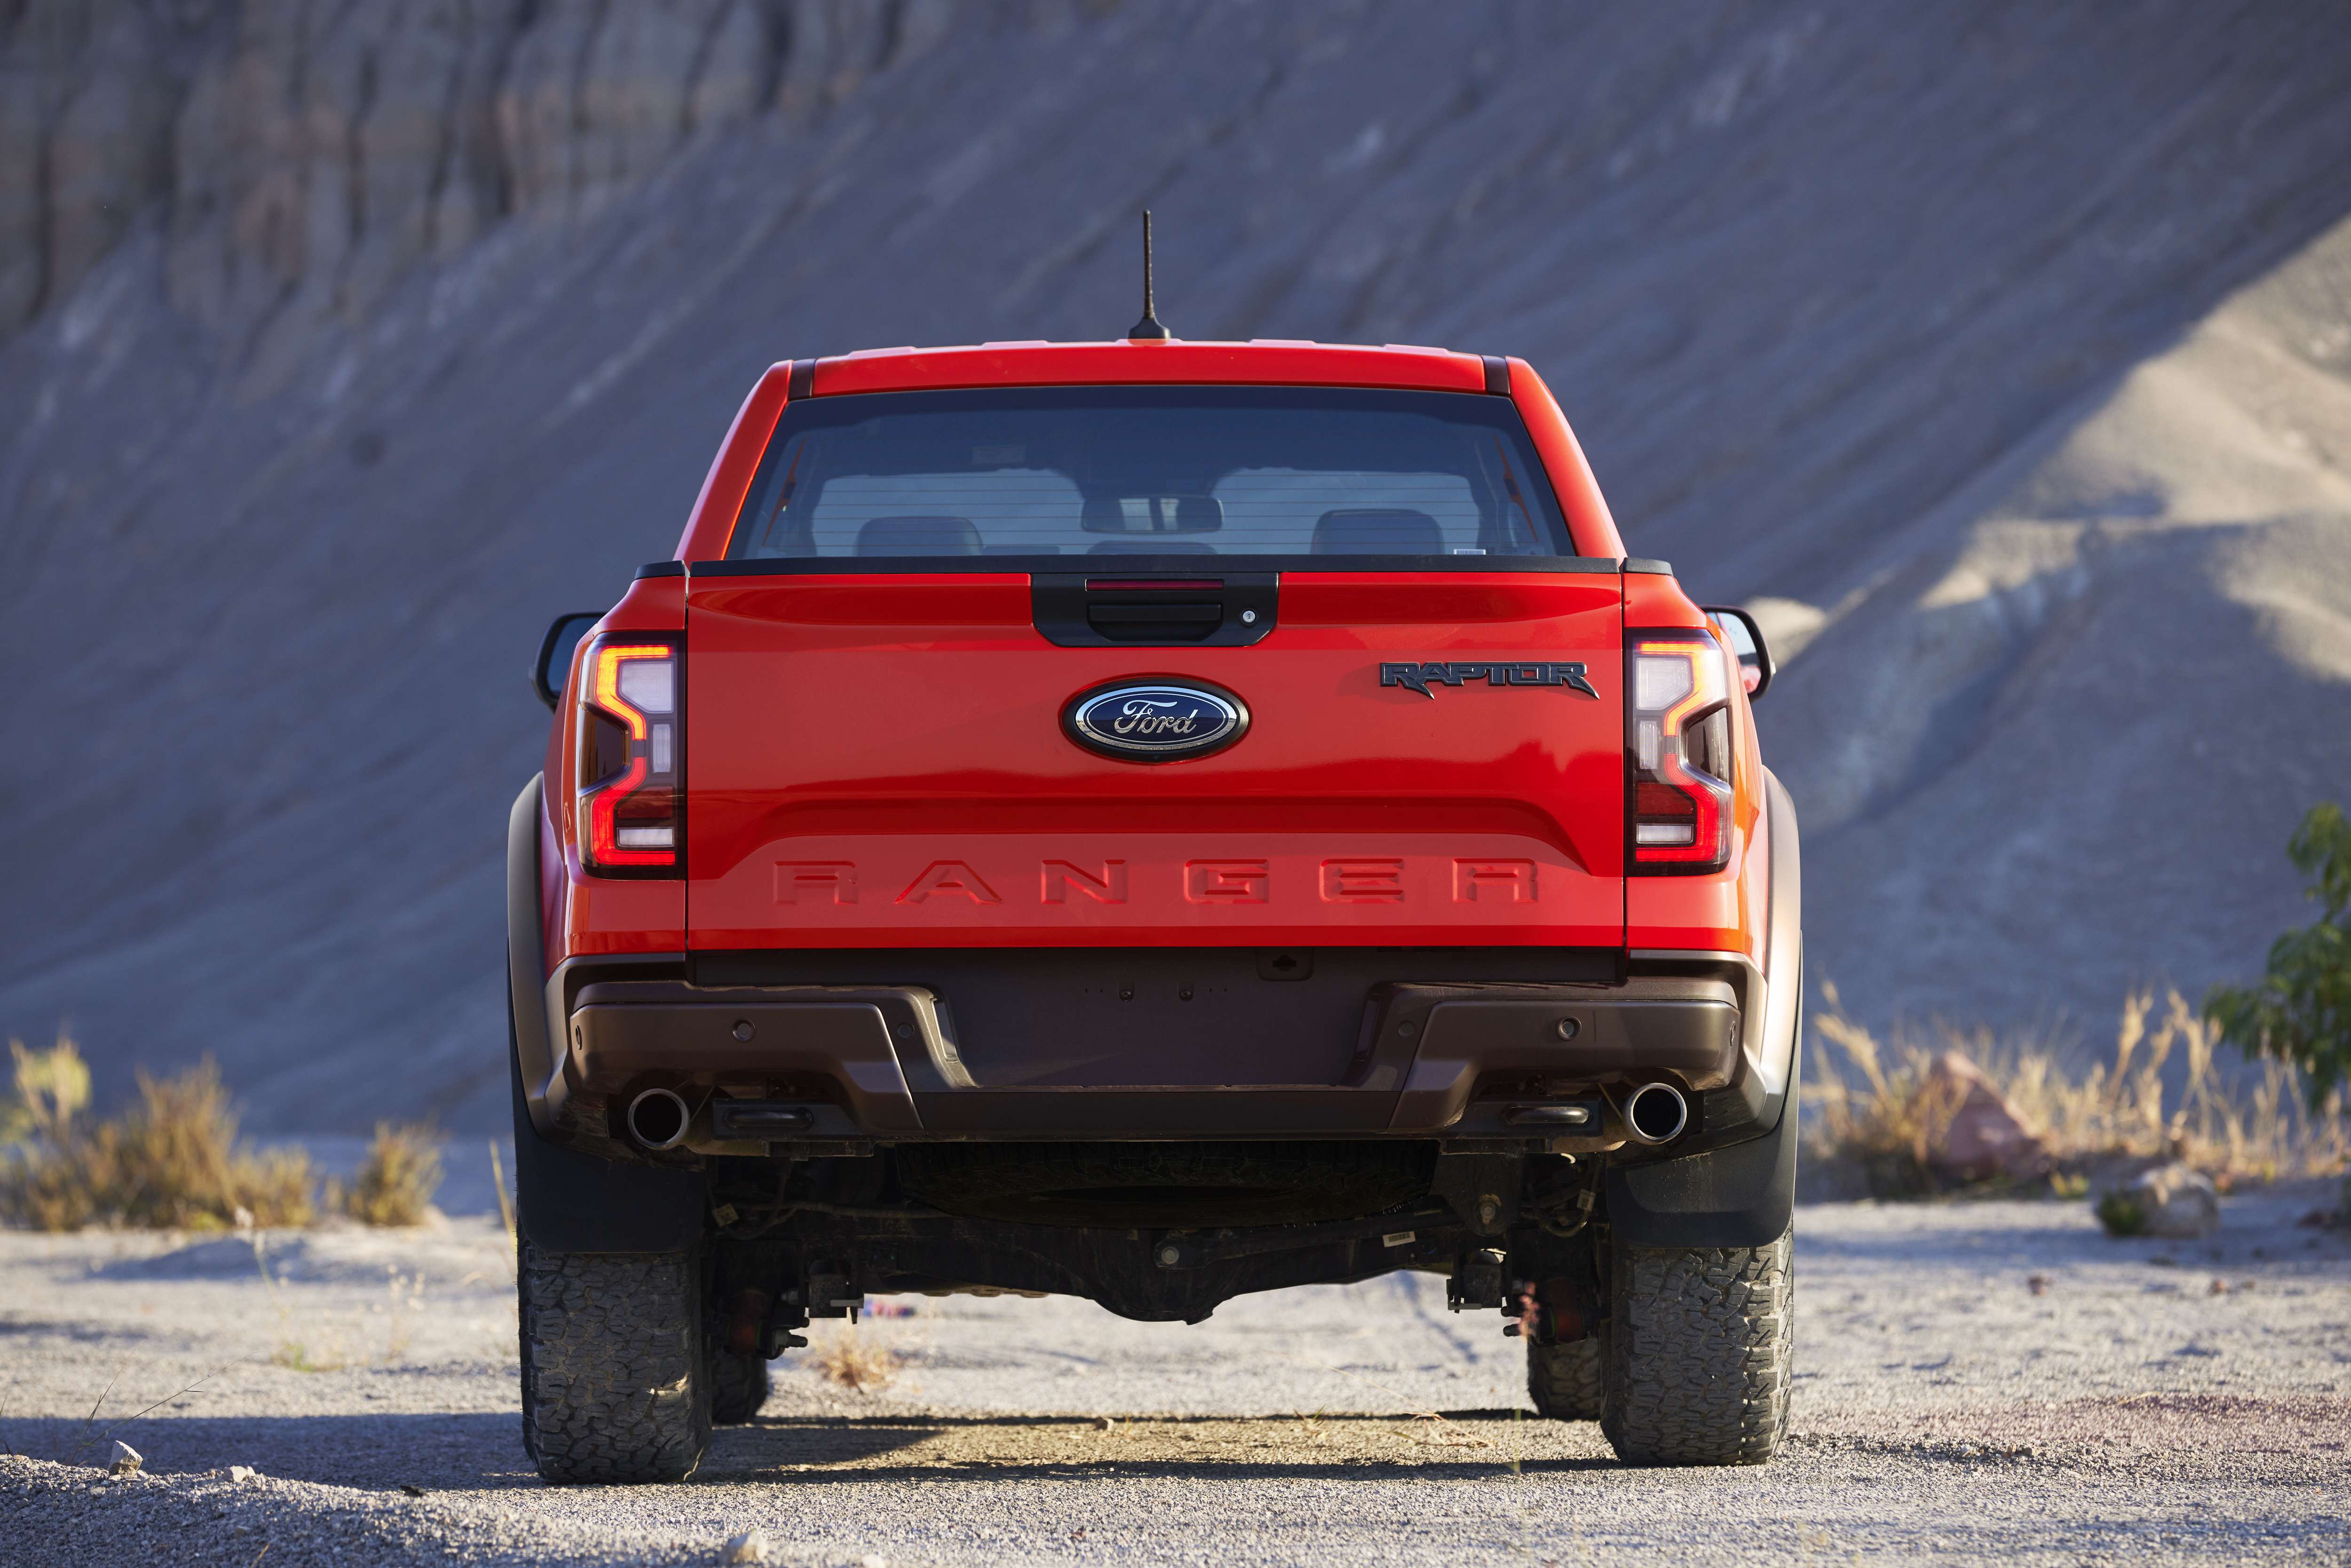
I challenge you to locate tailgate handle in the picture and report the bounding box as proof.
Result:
[1032,572,1278,648]
[1088,602,1222,624]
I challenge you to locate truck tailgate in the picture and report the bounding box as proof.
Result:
[684,572,1625,950]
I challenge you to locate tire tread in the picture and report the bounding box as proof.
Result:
[1526,1332,1607,1422]
[1598,1227,1793,1466]
[519,1244,711,1483]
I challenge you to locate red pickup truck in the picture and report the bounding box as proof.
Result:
[507,337,1801,1482]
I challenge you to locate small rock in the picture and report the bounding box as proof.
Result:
[718,1528,768,1564]
[2027,1274,2050,1296]
[1094,1416,1115,1432]
[228,1465,260,1484]
[2095,1163,2220,1239]
[2208,1277,2229,1294]
[107,1441,142,1476]
[399,1483,426,1497]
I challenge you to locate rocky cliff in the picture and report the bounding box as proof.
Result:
[1,0,2348,1128]
[0,0,933,354]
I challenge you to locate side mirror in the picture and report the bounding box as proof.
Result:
[1703,605,1775,700]
[533,612,608,711]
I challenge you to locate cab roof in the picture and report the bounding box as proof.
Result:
[673,339,1627,560]
[805,339,1496,396]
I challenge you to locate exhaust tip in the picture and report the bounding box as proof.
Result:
[627,1087,691,1149]
[1622,1082,1688,1145]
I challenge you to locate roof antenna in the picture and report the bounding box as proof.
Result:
[1127,211,1170,340]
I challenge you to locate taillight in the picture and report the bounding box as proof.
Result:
[576,637,681,877]
[1627,630,1732,873]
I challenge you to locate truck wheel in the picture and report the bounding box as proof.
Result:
[1599,1224,1793,1466]
[519,1243,712,1483]
[709,1348,773,1426]
[1526,1332,1607,1421]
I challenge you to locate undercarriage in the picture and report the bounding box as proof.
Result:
[694,1138,1602,1336]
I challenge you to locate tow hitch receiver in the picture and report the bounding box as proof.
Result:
[1448,1249,1508,1312]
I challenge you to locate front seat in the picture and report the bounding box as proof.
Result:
[1311,508,1444,555]
[857,515,982,556]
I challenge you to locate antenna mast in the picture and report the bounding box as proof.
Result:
[1127,211,1170,340]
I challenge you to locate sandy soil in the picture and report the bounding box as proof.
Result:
[3,1182,2346,1565]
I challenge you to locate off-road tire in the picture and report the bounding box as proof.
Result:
[709,1349,773,1426]
[1598,1224,1793,1466]
[1527,1331,1608,1422]
[519,1243,712,1483]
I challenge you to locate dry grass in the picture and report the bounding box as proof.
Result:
[3,1032,89,1147]
[244,1225,428,1371]
[1,1057,313,1231]
[326,1122,443,1226]
[801,1315,929,1393]
[1806,983,2350,1198]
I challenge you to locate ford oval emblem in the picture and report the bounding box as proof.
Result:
[1062,678,1249,763]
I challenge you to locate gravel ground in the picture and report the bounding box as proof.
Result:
[3,1181,2346,1566]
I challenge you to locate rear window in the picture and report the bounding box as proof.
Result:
[723,386,1581,563]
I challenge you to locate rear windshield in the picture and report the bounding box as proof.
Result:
[723,386,1579,562]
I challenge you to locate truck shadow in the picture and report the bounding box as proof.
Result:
[701,1408,1622,1482]
[0,1408,1620,1493]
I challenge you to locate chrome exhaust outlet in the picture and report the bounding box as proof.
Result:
[1621,1081,1689,1146]
[625,1087,692,1150]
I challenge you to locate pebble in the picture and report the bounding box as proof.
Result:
[229,1465,260,1484]
[718,1527,767,1563]
[108,1441,142,1476]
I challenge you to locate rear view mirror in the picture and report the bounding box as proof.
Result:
[1703,605,1775,700]
[1081,494,1224,534]
[533,611,608,711]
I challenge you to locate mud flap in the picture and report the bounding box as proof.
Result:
[1604,1025,1800,1250]
[509,1005,706,1253]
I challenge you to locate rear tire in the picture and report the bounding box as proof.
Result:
[519,1243,712,1483]
[1527,1332,1607,1421]
[709,1348,773,1426]
[1598,1223,1793,1466]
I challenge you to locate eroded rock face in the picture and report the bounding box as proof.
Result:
[0,0,935,342]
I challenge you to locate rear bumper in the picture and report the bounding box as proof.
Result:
[553,969,1742,1151]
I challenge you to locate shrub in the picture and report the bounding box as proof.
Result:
[330,1122,444,1226]
[1,1057,314,1231]
[2093,1191,2146,1236]
[2206,802,2351,1109]
[804,1320,907,1392]
[1806,984,2347,1196]
[4,1032,90,1147]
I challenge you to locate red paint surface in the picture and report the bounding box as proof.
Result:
[682,574,1628,950]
